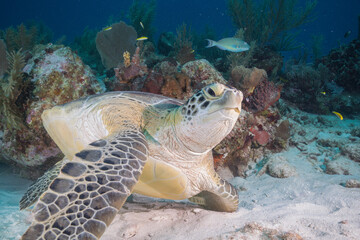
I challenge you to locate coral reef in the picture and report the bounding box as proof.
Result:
[71,27,103,73]
[228,42,283,76]
[244,77,282,113]
[173,23,195,65]
[112,47,148,90]
[0,39,8,77]
[160,73,191,99]
[275,119,290,141]
[319,39,360,92]
[110,56,226,100]
[229,65,267,97]
[154,58,179,76]
[128,0,156,40]
[95,21,137,69]
[181,59,227,89]
[227,0,317,51]
[248,46,284,76]
[111,53,192,100]
[0,44,103,174]
[271,119,291,151]
[123,51,131,67]
[0,49,28,130]
[214,106,282,176]
[0,22,53,52]
[157,32,176,56]
[139,41,162,68]
[282,63,329,113]
[249,127,271,146]
[283,55,360,116]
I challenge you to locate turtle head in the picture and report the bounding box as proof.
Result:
[174,83,243,154]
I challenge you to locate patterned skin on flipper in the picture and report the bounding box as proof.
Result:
[189,172,239,212]
[21,130,148,240]
[20,159,67,210]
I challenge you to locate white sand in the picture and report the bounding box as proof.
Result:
[103,110,360,240]
[10,107,359,239]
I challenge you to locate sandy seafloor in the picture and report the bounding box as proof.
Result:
[0,164,32,240]
[103,107,360,240]
[2,106,360,240]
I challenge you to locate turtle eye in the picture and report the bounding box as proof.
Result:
[203,84,224,99]
[207,88,216,97]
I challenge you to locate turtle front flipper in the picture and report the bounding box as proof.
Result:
[189,171,239,213]
[21,130,148,240]
[20,158,68,210]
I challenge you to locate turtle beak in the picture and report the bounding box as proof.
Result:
[230,89,243,114]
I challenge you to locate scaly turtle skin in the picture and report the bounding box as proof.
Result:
[20,83,243,240]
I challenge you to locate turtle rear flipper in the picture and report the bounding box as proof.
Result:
[20,159,68,210]
[189,172,239,213]
[21,130,148,240]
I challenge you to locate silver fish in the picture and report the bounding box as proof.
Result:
[344,30,351,38]
[205,38,250,52]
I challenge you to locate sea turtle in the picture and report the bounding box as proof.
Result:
[20,83,243,239]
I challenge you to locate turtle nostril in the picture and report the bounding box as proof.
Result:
[225,84,235,89]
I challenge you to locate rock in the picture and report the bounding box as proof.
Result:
[142,71,164,94]
[341,143,360,162]
[250,128,270,146]
[325,156,360,175]
[244,78,282,113]
[113,47,148,86]
[181,59,226,89]
[229,66,267,97]
[267,155,297,178]
[350,127,360,138]
[275,120,291,141]
[154,59,178,77]
[216,166,235,182]
[0,44,103,170]
[345,179,360,188]
[218,222,303,240]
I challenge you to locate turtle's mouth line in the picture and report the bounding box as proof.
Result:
[233,108,241,114]
[225,107,241,114]
[209,107,241,115]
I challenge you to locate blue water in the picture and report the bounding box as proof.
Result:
[1,0,360,239]
[1,0,359,55]
[0,164,32,240]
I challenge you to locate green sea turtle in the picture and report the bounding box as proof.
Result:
[20,83,243,239]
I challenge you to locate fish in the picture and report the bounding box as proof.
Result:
[332,111,343,120]
[344,30,351,38]
[205,38,250,52]
[190,49,195,53]
[140,22,144,29]
[279,77,288,83]
[103,26,112,31]
[136,36,148,41]
[320,91,326,95]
